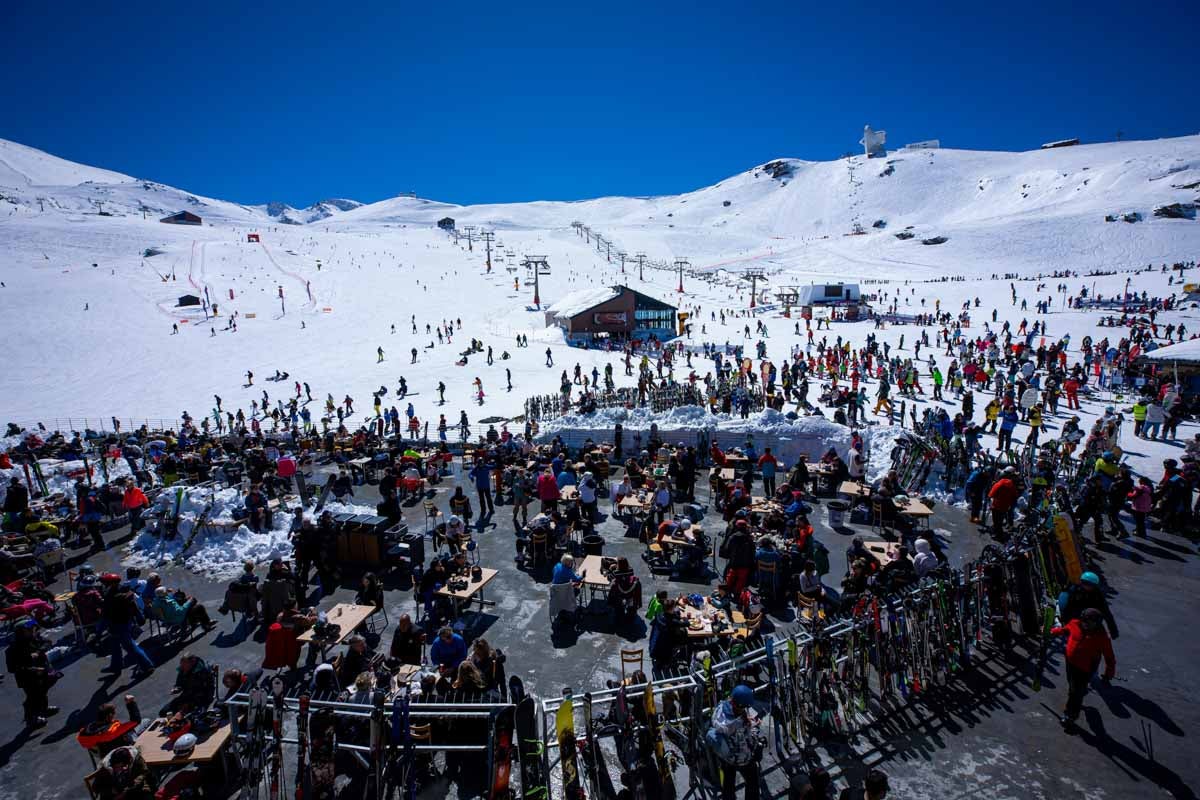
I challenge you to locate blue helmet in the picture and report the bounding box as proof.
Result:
[1080,571,1100,586]
[731,684,755,707]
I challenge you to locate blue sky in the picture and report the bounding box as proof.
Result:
[3,0,1197,207]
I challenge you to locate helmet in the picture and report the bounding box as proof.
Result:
[173,733,198,756]
[731,684,755,707]
[1003,466,1017,476]
[679,519,692,531]
[1080,571,1100,586]
[99,572,121,585]
[450,515,462,526]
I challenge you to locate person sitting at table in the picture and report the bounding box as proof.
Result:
[845,537,881,576]
[470,638,506,694]
[708,582,734,612]
[761,507,786,534]
[277,596,316,630]
[913,538,940,578]
[390,613,426,665]
[158,652,215,717]
[220,667,263,703]
[337,634,376,687]
[880,545,917,591]
[792,514,815,555]
[355,572,384,611]
[798,560,825,604]
[449,486,473,526]
[442,514,469,553]
[552,554,584,585]
[152,585,217,633]
[648,599,687,673]
[875,469,902,500]
[556,462,579,491]
[755,538,784,601]
[91,744,157,800]
[723,484,751,521]
[710,441,728,467]
[430,626,467,675]
[624,456,647,489]
[784,491,812,520]
[76,695,145,759]
[419,558,449,622]
[612,475,634,513]
[311,662,339,693]
[452,659,490,699]
[607,557,642,624]
[786,456,810,490]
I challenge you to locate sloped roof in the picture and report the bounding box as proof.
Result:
[545,286,621,319]
[1139,338,1200,364]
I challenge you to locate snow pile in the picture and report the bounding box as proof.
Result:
[538,406,855,465]
[123,484,375,578]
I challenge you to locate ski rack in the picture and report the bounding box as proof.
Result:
[225,692,511,753]
[217,529,1063,798]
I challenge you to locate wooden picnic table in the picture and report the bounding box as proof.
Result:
[135,716,233,768]
[837,481,871,499]
[578,554,613,604]
[618,495,652,514]
[677,598,748,640]
[862,539,898,565]
[297,602,377,657]
[435,567,499,618]
[894,498,934,527]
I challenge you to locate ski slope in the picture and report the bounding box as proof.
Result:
[0,134,1198,475]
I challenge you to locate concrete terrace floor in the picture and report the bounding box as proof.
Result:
[1,467,1198,800]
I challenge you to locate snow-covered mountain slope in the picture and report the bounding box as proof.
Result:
[0,132,1198,470]
[0,138,135,187]
[254,198,364,225]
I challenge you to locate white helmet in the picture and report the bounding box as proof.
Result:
[173,733,197,756]
[450,515,462,527]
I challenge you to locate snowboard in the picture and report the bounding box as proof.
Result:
[557,691,584,800]
[488,702,517,799]
[314,475,336,513]
[643,683,673,798]
[512,678,549,799]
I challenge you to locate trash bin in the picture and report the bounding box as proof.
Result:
[582,535,605,556]
[827,500,850,528]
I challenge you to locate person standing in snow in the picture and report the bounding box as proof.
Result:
[377,346,385,363]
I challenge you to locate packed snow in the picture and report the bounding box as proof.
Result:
[1,132,1198,523]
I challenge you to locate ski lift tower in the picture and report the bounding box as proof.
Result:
[636,253,647,281]
[480,230,495,272]
[617,251,627,275]
[741,267,767,309]
[674,257,690,294]
[571,221,583,238]
[462,225,476,252]
[522,255,551,307]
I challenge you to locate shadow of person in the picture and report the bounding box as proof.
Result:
[1078,706,1197,799]
[1097,683,1185,736]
